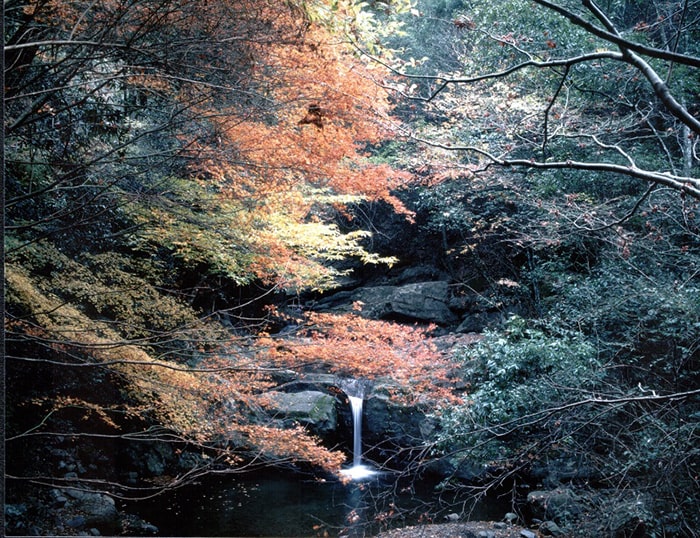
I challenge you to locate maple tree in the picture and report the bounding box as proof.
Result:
[4,0,429,511]
[4,244,352,504]
[257,308,461,405]
[5,0,411,290]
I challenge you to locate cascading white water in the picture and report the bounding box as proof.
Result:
[340,387,376,480]
[348,396,364,468]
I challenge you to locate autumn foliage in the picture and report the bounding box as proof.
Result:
[6,0,411,290]
[4,0,428,489]
[257,308,461,406]
[184,8,413,287]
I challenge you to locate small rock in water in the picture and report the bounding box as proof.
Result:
[520,530,537,538]
[52,495,68,508]
[66,516,87,529]
[50,489,68,508]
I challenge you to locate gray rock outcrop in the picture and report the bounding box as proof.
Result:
[264,390,337,435]
[316,281,457,325]
[361,388,437,454]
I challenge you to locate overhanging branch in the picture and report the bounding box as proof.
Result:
[410,134,700,200]
[531,0,700,69]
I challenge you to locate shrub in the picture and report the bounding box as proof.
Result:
[430,316,602,465]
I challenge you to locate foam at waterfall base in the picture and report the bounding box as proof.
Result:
[340,464,377,481]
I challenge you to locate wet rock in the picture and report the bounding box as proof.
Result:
[58,460,76,472]
[50,489,69,508]
[5,503,29,534]
[264,390,337,434]
[123,440,176,478]
[363,390,436,450]
[121,513,160,535]
[520,530,536,538]
[66,515,87,529]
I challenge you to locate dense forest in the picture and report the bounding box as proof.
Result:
[4,0,699,536]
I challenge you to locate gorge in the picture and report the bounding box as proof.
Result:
[5,0,699,535]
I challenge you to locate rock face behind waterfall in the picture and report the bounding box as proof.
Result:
[263,374,436,466]
[363,390,436,456]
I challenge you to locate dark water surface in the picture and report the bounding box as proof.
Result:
[125,470,509,537]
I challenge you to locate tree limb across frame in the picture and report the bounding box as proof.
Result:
[362,0,699,199]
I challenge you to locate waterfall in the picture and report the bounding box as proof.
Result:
[339,379,376,480]
[348,396,364,468]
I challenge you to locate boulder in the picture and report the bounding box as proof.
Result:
[123,440,176,478]
[425,454,489,483]
[264,390,337,435]
[529,455,600,486]
[391,265,449,285]
[608,499,652,538]
[317,281,458,325]
[456,311,502,333]
[63,489,119,533]
[362,390,436,452]
[539,520,566,536]
[270,372,342,393]
[385,281,457,323]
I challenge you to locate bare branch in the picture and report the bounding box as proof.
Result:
[409,134,700,199]
[542,65,570,158]
[531,0,700,68]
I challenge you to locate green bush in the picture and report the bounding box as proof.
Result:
[431,316,601,461]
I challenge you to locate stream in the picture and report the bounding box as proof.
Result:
[126,380,510,536]
[125,470,509,537]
